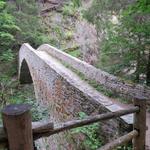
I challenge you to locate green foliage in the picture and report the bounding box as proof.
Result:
[66,49,81,58]
[62,0,81,16]
[64,31,73,40]
[9,85,49,121]
[62,2,77,16]
[71,112,103,150]
[0,80,49,122]
[0,1,5,10]
[0,49,14,62]
[0,0,17,106]
[0,75,13,107]
[6,0,50,48]
[0,1,20,53]
[84,0,150,85]
[0,0,51,125]
[72,0,81,8]
[88,80,114,97]
[83,0,112,31]
[54,26,63,36]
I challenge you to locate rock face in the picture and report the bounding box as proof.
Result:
[19,43,148,149]
[74,21,99,65]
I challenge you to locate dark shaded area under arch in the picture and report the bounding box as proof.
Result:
[19,59,33,84]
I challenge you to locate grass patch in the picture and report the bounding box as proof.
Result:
[67,49,81,58]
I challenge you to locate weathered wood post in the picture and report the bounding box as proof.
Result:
[2,104,34,150]
[133,96,146,150]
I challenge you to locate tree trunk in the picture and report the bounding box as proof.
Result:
[146,50,150,86]
[135,50,140,83]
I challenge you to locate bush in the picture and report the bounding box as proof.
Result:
[0,1,20,54]
[6,0,50,48]
[0,49,14,62]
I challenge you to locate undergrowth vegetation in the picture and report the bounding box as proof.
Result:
[71,112,103,150]
[0,82,49,124]
[71,112,132,150]
[62,0,81,16]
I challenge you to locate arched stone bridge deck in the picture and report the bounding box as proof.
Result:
[19,43,150,149]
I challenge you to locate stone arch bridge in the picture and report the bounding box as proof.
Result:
[19,43,150,149]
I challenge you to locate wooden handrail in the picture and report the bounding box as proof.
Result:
[97,130,138,150]
[33,106,139,139]
[0,106,139,143]
[0,99,146,150]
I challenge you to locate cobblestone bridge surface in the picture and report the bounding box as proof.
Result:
[19,43,150,150]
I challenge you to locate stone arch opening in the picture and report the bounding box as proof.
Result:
[19,59,33,84]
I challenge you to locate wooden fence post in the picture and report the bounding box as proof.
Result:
[2,104,34,150]
[133,97,146,150]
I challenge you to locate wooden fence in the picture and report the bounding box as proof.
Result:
[0,97,147,150]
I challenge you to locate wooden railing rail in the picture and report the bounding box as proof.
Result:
[0,106,139,142]
[98,130,138,150]
[32,106,139,139]
[0,97,147,150]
